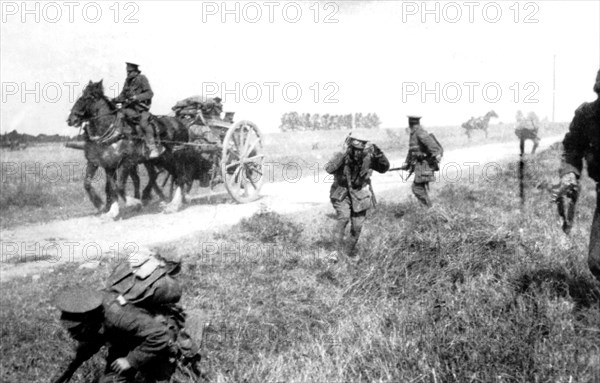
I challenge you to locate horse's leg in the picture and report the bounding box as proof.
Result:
[142,163,166,203]
[103,167,121,219]
[130,165,141,200]
[84,162,104,213]
[164,164,185,214]
[118,163,142,211]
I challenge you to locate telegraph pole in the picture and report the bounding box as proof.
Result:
[552,54,556,122]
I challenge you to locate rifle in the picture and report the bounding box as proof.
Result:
[51,355,87,383]
[51,341,101,383]
[551,182,579,234]
[388,161,415,182]
[519,138,525,207]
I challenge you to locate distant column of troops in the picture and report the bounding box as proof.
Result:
[279,112,381,131]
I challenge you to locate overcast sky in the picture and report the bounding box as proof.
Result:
[1,0,599,135]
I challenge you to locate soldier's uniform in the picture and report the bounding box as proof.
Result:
[559,69,600,281]
[515,117,541,153]
[404,116,442,207]
[115,62,160,158]
[325,133,389,259]
[54,289,176,383]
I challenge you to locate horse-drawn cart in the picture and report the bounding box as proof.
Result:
[66,88,266,210]
[172,96,266,203]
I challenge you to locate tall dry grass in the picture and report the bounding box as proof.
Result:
[2,144,598,382]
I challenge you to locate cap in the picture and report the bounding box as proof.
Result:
[55,288,104,328]
[214,97,222,103]
[407,116,421,127]
[125,62,139,71]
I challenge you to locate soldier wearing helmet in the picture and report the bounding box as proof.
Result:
[325,131,390,262]
[557,68,600,282]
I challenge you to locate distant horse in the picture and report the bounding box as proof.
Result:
[515,118,540,154]
[461,110,498,139]
[67,80,191,218]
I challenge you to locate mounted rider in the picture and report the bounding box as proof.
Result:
[114,62,163,158]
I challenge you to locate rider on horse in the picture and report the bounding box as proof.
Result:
[114,62,163,158]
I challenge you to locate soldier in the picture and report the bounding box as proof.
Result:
[114,62,162,158]
[400,116,443,207]
[325,132,390,262]
[52,288,176,383]
[556,68,600,282]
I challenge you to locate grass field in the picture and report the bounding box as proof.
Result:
[2,143,598,383]
[0,122,567,228]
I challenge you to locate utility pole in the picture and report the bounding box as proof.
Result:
[552,54,556,122]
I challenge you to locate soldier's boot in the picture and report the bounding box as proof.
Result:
[346,222,364,262]
[140,112,163,159]
[143,123,163,159]
[346,234,360,261]
[329,220,348,262]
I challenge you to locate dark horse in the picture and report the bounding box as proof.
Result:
[67,80,191,218]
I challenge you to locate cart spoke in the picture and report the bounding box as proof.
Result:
[243,154,265,163]
[243,137,261,158]
[226,161,241,170]
[245,166,258,190]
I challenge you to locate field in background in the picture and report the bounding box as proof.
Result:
[0,122,567,228]
[2,144,598,382]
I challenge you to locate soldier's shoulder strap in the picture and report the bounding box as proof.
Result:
[429,133,443,155]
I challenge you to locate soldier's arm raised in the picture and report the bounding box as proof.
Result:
[368,144,390,173]
[325,152,346,174]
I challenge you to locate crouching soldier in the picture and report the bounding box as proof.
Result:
[325,132,390,262]
[52,288,176,383]
[52,250,202,383]
[555,68,600,283]
[400,116,443,207]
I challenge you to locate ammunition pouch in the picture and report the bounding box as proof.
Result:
[330,185,348,202]
[349,186,372,213]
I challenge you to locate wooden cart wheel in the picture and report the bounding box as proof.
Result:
[221,120,265,203]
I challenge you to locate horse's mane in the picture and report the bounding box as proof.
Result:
[86,81,117,111]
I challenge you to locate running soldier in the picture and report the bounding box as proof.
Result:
[325,132,390,262]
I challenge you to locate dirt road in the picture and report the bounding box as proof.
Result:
[0,136,563,281]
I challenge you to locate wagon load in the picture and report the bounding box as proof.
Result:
[172,95,224,120]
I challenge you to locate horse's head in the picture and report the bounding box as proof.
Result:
[67,80,109,127]
[488,110,498,119]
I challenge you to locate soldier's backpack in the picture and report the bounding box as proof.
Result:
[106,250,183,308]
[429,133,443,171]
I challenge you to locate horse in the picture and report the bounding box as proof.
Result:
[461,110,498,139]
[67,80,190,218]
